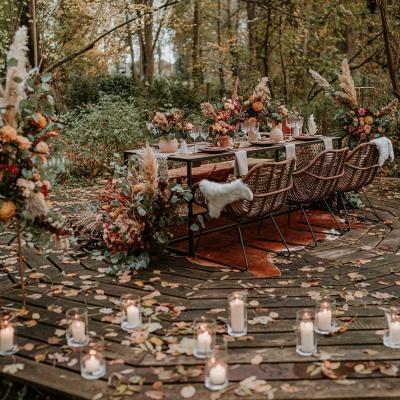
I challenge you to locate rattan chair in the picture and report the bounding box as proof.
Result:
[295,142,325,171]
[193,158,295,271]
[287,148,349,246]
[337,143,381,229]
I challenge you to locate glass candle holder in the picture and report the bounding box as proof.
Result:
[120,294,142,331]
[384,307,400,348]
[205,343,229,391]
[80,340,106,380]
[0,311,18,356]
[315,296,336,335]
[66,308,89,348]
[296,310,317,356]
[193,317,216,359]
[228,292,247,337]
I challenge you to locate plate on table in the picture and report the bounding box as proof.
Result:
[260,132,270,137]
[199,146,230,153]
[296,135,322,141]
[250,140,276,146]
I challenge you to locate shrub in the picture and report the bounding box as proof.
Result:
[58,94,147,180]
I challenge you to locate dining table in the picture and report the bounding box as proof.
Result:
[124,136,342,257]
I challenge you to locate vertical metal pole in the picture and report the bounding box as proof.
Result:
[187,161,194,256]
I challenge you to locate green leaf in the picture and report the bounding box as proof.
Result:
[8,58,17,67]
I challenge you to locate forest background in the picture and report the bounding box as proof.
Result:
[1,0,399,183]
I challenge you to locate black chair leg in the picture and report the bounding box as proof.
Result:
[322,198,344,236]
[236,224,249,271]
[299,205,318,247]
[194,226,203,255]
[362,187,383,222]
[287,205,292,230]
[339,192,351,232]
[270,214,291,257]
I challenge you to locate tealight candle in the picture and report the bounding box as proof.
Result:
[66,308,89,348]
[198,329,212,353]
[84,350,101,374]
[120,294,142,331]
[228,292,247,337]
[296,310,316,356]
[315,297,335,335]
[316,307,332,332]
[0,323,14,353]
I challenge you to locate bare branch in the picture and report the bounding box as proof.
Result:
[44,0,179,73]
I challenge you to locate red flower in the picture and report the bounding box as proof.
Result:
[8,165,19,175]
[41,185,49,197]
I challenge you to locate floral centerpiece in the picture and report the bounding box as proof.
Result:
[93,145,192,272]
[200,97,241,146]
[148,109,193,153]
[310,59,398,148]
[243,77,272,121]
[0,27,68,308]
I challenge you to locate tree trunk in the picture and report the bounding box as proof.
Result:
[20,0,41,69]
[380,0,400,99]
[263,7,273,97]
[144,0,154,82]
[278,15,287,103]
[126,12,136,79]
[217,0,225,97]
[246,0,257,67]
[192,0,202,86]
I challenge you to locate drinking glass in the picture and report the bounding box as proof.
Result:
[193,317,216,359]
[190,125,200,153]
[80,339,106,380]
[296,117,304,135]
[205,342,229,391]
[66,307,89,348]
[241,121,250,136]
[286,117,295,137]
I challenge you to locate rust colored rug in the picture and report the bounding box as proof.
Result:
[170,210,365,278]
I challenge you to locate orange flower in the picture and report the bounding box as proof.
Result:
[32,113,47,129]
[252,101,264,112]
[35,141,49,154]
[0,125,17,142]
[247,117,257,123]
[0,201,16,222]
[16,135,31,150]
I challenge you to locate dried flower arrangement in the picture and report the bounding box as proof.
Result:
[90,145,192,272]
[0,27,69,308]
[310,59,398,148]
[148,109,193,141]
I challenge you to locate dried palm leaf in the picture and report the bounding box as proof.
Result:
[140,144,158,194]
[337,59,358,109]
[309,69,331,91]
[378,98,399,116]
[67,209,103,241]
[306,114,318,136]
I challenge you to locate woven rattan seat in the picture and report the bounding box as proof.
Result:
[287,148,349,246]
[193,158,295,270]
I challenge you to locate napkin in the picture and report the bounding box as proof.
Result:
[371,137,394,166]
[233,150,248,177]
[322,137,333,150]
[284,143,296,159]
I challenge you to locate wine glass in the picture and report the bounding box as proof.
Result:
[296,117,304,135]
[190,125,200,153]
[241,121,250,136]
[200,126,209,143]
[286,117,295,138]
[251,122,260,139]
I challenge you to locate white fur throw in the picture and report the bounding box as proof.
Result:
[199,179,253,219]
[370,137,394,166]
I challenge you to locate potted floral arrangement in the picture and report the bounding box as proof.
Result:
[265,101,289,142]
[148,109,193,153]
[310,59,398,149]
[200,97,240,147]
[0,27,69,309]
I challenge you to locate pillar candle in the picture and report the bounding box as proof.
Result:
[197,330,212,353]
[300,320,314,353]
[389,320,400,344]
[0,325,14,352]
[317,308,332,331]
[71,319,85,342]
[84,352,101,374]
[209,363,227,385]
[230,296,245,333]
[126,304,140,327]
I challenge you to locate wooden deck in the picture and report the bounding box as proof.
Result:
[1,177,400,399]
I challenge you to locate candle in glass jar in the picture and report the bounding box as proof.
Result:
[389,319,400,344]
[300,320,314,353]
[209,362,227,385]
[197,328,212,353]
[126,303,140,327]
[230,294,245,333]
[317,306,332,332]
[85,350,101,374]
[0,324,14,352]
[71,318,85,342]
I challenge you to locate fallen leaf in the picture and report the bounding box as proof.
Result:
[251,355,263,365]
[2,363,24,375]
[180,385,196,398]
